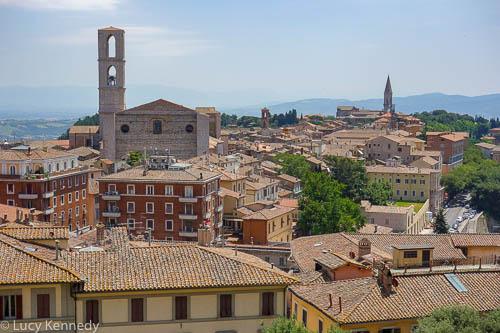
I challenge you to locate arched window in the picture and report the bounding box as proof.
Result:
[9,165,16,175]
[107,66,116,86]
[64,161,67,170]
[48,164,52,173]
[71,160,74,168]
[108,35,116,58]
[153,120,162,134]
[56,163,60,171]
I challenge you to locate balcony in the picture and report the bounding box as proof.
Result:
[179,229,198,237]
[42,191,54,199]
[43,207,54,215]
[102,191,121,200]
[217,205,223,212]
[102,207,121,218]
[18,193,38,200]
[179,213,198,220]
[179,196,198,203]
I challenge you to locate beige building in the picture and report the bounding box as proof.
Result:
[245,175,279,204]
[0,227,296,333]
[360,200,429,234]
[366,164,442,212]
[365,134,426,162]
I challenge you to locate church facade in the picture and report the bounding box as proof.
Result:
[97,27,216,161]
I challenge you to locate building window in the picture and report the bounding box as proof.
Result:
[411,179,416,184]
[75,176,79,186]
[405,179,409,184]
[165,237,173,241]
[82,189,86,199]
[53,197,57,208]
[302,309,308,326]
[175,296,188,320]
[75,190,79,201]
[36,294,50,318]
[421,191,424,197]
[68,208,73,219]
[127,202,135,213]
[82,175,86,184]
[294,302,298,317]
[185,203,193,215]
[412,190,416,197]
[127,185,135,194]
[146,202,154,214]
[2,295,21,319]
[165,220,173,231]
[68,193,72,203]
[420,179,425,185]
[85,300,99,324]
[76,206,80,217]
[60,195,64,206]
[127,218,135,230]
[7,184,14,194]
[262,292,274,316]
[146,219,154,230]
[146,185,154,195]
[378,328,401,333]
[165,203,173,214]
[68,177,72,188]
[279,257,285,266]
[153,120,162,134]
[318,318,323,333]
[404,251,418,258]
[60,180,64,190]
[184,186,193,198]
[220,294,232,318]
[131,298,144,322]
[9,165,16,175]
[404,190,408,196]
[165,185,173,196]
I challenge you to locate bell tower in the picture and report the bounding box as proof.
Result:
[98,27,126,161]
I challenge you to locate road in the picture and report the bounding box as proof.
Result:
[444,206,465,228]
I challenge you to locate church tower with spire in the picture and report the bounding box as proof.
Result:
[383,75,392,112]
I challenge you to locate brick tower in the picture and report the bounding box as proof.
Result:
[98,27,126,161]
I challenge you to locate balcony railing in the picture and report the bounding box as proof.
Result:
[43,207,54,215]
[179,196,198,203]
[42,191,54,199]
[102,191,121,200]
[18,193,38,200]
[179,228,198,237]
[179,213,197,220]
[102,207,121,217]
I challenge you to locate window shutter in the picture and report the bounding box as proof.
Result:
[175,296,187,320]
[15,295,22,319]
[220,295,232,317]
[131,298,144,322]
[262,292,274,316]
[37,294,50,318]
[86,300,99,323]
[0,296,3,320]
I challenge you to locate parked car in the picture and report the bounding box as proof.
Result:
[465,204,470,209]
[452,223,458,229]
[456,216,463,223]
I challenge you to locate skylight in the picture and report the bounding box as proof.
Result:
[445,274,467,292]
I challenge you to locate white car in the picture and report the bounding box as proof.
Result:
[456,216,463,222]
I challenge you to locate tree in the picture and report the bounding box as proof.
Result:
[363,180,392,205]
[274,153,311,179]
[298,172,365,235]
[262,317,345,333]
[126,151,145,166]
[59,113,100,139]
[480,309,500,333]
[414,306,483,333]
[433,208,448,234]
[324,155,368,202]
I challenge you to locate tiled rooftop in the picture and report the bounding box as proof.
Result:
[0,226,69,240]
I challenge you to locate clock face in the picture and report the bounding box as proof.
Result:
[185,124,194,133]
[120,124,130,133]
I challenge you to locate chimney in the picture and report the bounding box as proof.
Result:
[29,208,35,222]
[338,297,342,313]
[378,264,393,294]
[374,225,378,233]
[234,245,238,256]
[328,293,332,308]
[200,172,203,180]
[197,226,211,247]
[96,222,105,245]
[358,238,371,258]
[55,240,60,260]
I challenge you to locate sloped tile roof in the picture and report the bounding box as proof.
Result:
[122,99,195,113]
[0,226,69,240]
[62,243,297,292]
[314,251,367,270]
[290,271,500,325]
[344,233,466,261]
[450,233,500,247]
[69,126,99,134]
[0,238,79,285]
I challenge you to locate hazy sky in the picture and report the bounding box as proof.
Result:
[0,0,499,101]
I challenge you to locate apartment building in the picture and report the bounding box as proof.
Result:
[360,200,429,234]
[0,147,94,230]
[364,135,426,162]
[365,164,442,212]
[241,201,296,244]
[426,131,468,174]
[97,156,223,241]
[245,175,279,204]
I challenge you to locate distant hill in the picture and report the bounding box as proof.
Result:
[221,93,500,118]
[0,85,498,124]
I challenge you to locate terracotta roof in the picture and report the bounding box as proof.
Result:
[99,26,123,31]
[0,226,69,240]
[0,204,43,221]
[0,237,80,285]
[98,158,113,165]
[344,233,465,261]
[123,99,195,113]
[278,198,299,209]
[243,206,295,221]
[314,251,367,270]
[220,187,244,199]
[277,173,301,183]
[67,146,100,157]
[69,126,99,134]
[358,224,393,234]
[63,242,297,292]
[0,148,77,161]
[290,271,500,325]
[450,234,500,247]
[366,165,434,175]
[99,166,221,182]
